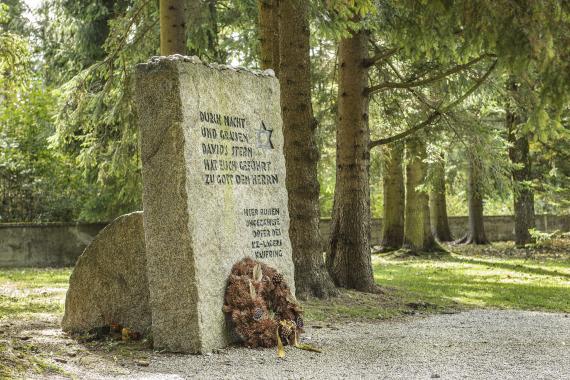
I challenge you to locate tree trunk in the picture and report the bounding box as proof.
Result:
[279,0,337,299]
[403,138,437,252]
[380,142,405,250]
[457,154,489,244]
[326,28,375,292]
[507,111,535,246]
[429,156,453,242]
[207,0,223,62]
[257,0,279,73]
[160,0,187,55]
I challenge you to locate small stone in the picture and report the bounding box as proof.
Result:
[134,359,150,367]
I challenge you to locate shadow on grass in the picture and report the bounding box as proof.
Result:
[374,252,570,313]
[447,255,570,280]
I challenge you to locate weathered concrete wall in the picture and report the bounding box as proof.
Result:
[0,222,107,267]
[320,214,570,247]
[1,215,569,267]
[445,215,570,243]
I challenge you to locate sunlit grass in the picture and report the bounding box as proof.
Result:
[1,250,569,325]
[0,268,71,288]
[373,252,570,312]
[0,268,71,319]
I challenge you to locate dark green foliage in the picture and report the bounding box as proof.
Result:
[0,0,569,223]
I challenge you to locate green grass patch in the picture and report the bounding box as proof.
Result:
[303,287,460,323]
[0,268,71,319]
[373,249,570,312]
[0,267,71,289]
[0,341,67,378]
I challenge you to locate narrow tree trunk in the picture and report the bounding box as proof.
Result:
[380,142,405,250]
[429,156,453,242]
[160,0,187,55]
[257,0,279,73]
[270,0,280,76]
[207,0,223,62]
[457,155,489,244]
[403,138,437,252]
[279,0,337,299]
[327,28,375,292]
[507,112,535,246]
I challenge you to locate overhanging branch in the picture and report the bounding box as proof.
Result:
[369,111,441,148]
[369,59,498,149]
[363,47,399,67]
[365,54,493,96]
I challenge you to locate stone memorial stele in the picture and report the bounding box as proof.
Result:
[135,55,295,353]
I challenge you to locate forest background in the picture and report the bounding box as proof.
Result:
[1,0,569,224]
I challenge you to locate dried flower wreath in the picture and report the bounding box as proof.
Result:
[223,257,304,350]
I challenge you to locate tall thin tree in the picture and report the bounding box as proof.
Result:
[429,155,453,242]
[278,0,337,299]
[327,25,375,291]
[380,142,405,250]
[257,0,279,74]
[403,137,438,252]
[506,81,535,246]
[160,0,187,55]
[457,152,489,244]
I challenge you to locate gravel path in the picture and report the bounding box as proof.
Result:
[57,309,570,380]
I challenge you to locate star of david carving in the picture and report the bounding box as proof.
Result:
[256,121,274,150]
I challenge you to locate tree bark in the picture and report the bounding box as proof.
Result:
[507,110,535,246]
[257,0,279,73]
[160,0,187,55]
[279,0,337,299]
[429,156,453,242]
[380,142,405,250]
[457,154,489,244]
[326,27,375,292]
[403,138,437,252]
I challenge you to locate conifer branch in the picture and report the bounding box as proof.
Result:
[363,47,399,67]
[365,54,493,96]
[369,59,498,149]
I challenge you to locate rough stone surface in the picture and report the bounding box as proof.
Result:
[135,56,295,353]
[61,211,150,335]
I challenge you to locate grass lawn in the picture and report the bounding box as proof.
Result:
[1,243,569,323]
[374,246,570,313]
[0,268,69,319]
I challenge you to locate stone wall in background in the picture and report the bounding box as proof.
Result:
[322,214,570,248]
[0,222,107,267]
[1,215,569,268]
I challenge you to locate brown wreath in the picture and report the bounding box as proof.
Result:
[223,257,304,348]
